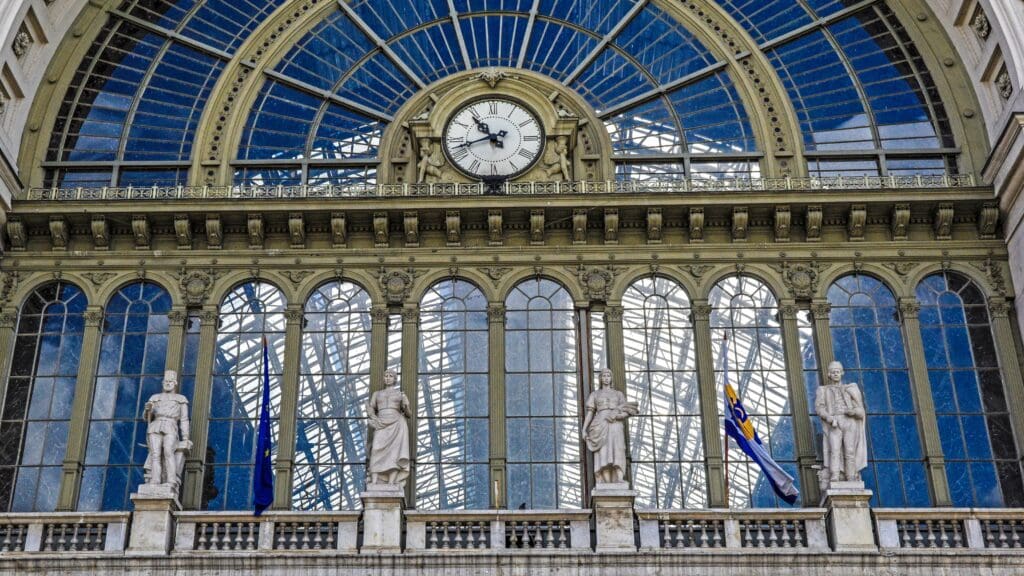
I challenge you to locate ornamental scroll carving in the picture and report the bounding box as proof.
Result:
[772,260,830,300]
[178,269,221,307]
[380,268,420,306]
[572,265,620,302]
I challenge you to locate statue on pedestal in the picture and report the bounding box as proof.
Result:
[815,361,867,488]
[367,369,411,486]
[143,370,192,489]
[583,369,638,485]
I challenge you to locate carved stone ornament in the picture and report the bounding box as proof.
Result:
[5,218,26,250]
[205,214,223,249]
[488,304,506,323]
[682,264,713,279]
[731,207,748,242]
[778,303,800,321]
[0,310,18,328]
[84,309,105,327]
[174,214,192,249]
[0,270,22,304]
[573,209,588,245]
[691,303,713,322]
[488,210,503,246]
[810,301,832,320]
[480,266,513,284]
[370,306,389,323]
[933,203,954,240]
[403,211,419,247]
[283,270,314,286]
[91,216,109,250]
[604,209,619,244]
[978,203,999,239]
[284,307,305,324]
[12,30,32,58]
[847,205,866,241]
[988,298,1013,319]
[374,212,390,247]
[288,213,306,248]
[971,8,991,40]
[773,260,830,300]
[574,265,619,302]
[883,261,919,278]
[247,214,264,248]
[530,209,545,245]
[83,272,117,286]
[774,206,791,243]
[898,299,921,320]
[179,269,219,306]
[331,212,347,247]
[132,215,151,248]
[167,310,187,326]
[689,208,704,243]
[996,67,1014,100]
[446,210,461,246]
[806,206,823,241]
[647,208,663,244]
[891,204,910,240]
[973,253,1008,296]
[49,217,68,250]
[476,67,514,88]
[380,268,419,306]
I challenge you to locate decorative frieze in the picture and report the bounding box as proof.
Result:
[91,216,109,250]
[288,213,305,248]
[604,209,618,244]
[174,215,192,249]
[933,203,954,240]
[446,211,461,247]
[572,209,588,245]
[647,208,662,244]
[891,204,910,240]
[689,208,704,243]
[132,215,151,249]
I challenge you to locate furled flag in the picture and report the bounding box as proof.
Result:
[253,336,275,516]
[720,335,799,505]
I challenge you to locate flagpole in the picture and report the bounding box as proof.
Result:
[722,332,729,507]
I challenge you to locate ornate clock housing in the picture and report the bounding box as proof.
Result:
[442,98,544,180]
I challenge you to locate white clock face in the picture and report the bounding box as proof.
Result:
[443,98,543,179]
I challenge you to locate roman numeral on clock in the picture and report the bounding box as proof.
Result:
[452,147,469,161]
[518,149,535,160]
[523,135,539,142]
[469,160,481,173]
[489,101,499,115]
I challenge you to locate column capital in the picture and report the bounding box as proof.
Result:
[604,305,624,322]
[809,300,832,320]
[691,301,713,322]
[83,306,104,327]
[778,301,801,321]
[898,297,921,320]
[199,305,219,324]
[0,308,17,328]
[487,303,506,324]
[401,305,419,323]
[371,305,390,324]
[284,304,305,324]
[167,308,188,326]
[988,298,1013,319]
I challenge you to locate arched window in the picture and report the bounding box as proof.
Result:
[205,282,286,510]
[293,281,372,511]
[623,276,703,508]
[417,279,489,509]
[505,278,581,509]
[0,282,85,511]
[828,274,927,507]
[710,275,798,508]
[917,272,1024,506]
[79,282,172,511]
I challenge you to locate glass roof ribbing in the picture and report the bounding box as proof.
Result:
[42,0,958,188]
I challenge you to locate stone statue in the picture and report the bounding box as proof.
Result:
[814,361,867,487]
[416,138,444,183]
[367,369,411,486]
[583,368,638,485]
[143,370,191,488]
[542,135,571,181]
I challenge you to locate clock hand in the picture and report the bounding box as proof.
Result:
[459,134,493,148]
[489,130,507,149]
[471,115,490,135]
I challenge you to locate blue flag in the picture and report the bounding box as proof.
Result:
[253,336,274,515]
[721,336,799,505]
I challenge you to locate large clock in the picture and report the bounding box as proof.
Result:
[442,98,544,179]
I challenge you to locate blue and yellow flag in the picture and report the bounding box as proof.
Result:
[253,336,274,515]
[721,336,798,505]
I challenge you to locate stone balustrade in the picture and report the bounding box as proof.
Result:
[404,509,591,551]
[172,511,360,553]
[874,508,1024,550]
[637,508,829,551]
[0,512,128,553]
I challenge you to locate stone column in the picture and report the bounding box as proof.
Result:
[809,300,835,370]
[488,303,507,508]
[986,299,1024,461]
[605,304,626,394]
[163,308,188,378]
[369,306,389,395]
[360,484,404,553]
[400,304,419,505]
[0,307,18,403]
[899,297,952,506]
[691,300,726,507]
[779,301,820,506]
[56,305,104,510]
[823,480,876,552]
[181,306,219,510]
[272,304,305,509]
[591,483,637,552]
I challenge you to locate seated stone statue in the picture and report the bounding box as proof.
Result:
[367,369,411,487]
[143,370,192,488]
[583,368,638,485]
[814,361,867,488]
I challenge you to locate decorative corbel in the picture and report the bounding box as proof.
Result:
[933,203,954,240]
[488,209,503,246]
[5,217,26,250]
[49,216,68,251]
[731,206,749,242]
[91,216,109,250]
[774,206,791,243]
[977,203,999,240]
[647,208,662,244]
[331,212,347,247]
[604,208,618,244]
[847,204,866,241]
[174,214,192,249]
[288,213,305,248]
[530,209,545,245]
[131,215,151,249]
[446,210,461,246]
[572,209,588,245]
[805,206,822,241]
[891,204,910,241]
[373,212,389,247]
[689,208,704,243]
[403,211,419,247]
[247,214,264,248]
[205,214,223,249]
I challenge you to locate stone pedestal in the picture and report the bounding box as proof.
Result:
[824,480,876,552]
[128,484,181,555]
[360,483,405,553]
[591,483,636,552]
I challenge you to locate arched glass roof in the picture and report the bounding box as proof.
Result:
[41,0,958,188]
